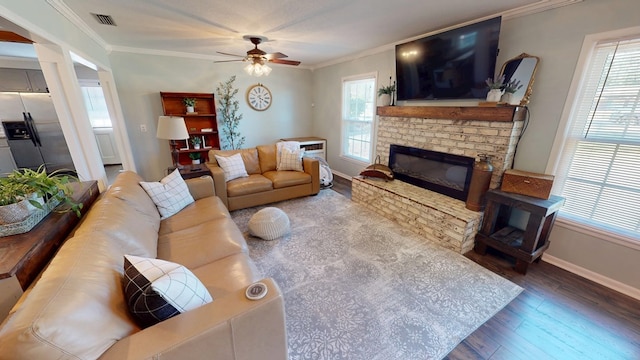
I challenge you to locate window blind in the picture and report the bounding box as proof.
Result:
[341,76,375,162]
[555,38,640,238]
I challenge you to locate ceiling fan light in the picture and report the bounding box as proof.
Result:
[263,64,272,76]
[244,63,255,75]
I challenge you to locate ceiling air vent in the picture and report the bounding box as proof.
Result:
[91,13,116,26]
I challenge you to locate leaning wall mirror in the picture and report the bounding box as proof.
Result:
[500,53,540,106]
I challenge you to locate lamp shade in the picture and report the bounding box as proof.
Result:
[156,116,189,140]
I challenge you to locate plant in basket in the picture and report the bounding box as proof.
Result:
[0,166,83,225]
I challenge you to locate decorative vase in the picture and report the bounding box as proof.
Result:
[194,144,201,149]
[486,89,503,102]
[191,159,200,165]
[378,94,391,106]
[466,154,494,211]
[501,92,515,104]
[186,106,195,113]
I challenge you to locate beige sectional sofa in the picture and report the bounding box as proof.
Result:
[0,171,287,360]
[207,144,320,211]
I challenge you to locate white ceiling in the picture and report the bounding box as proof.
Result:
[3,0,575,67]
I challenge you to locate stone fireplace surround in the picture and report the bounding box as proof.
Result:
[352,105,526,253]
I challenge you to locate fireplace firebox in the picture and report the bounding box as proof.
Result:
[389,144,474,201]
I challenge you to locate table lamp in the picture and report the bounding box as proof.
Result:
[156,116,189,169]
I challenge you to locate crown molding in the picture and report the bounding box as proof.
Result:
[45,0,111,52]
[501,0,583,20]
[310,0,583,70]
[46,0,582,70]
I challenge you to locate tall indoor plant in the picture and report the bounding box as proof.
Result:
[216,75,245,150]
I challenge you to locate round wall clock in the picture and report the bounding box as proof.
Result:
[246,84,272,111]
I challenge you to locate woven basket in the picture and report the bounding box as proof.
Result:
[0,198,60,237]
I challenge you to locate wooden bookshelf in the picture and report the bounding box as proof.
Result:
[160,92,220,164]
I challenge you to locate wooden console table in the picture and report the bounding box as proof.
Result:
[0,181,99,319]
[474,189,565,274]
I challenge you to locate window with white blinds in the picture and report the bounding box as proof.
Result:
[341,74,376,163]
[554,37,640,240]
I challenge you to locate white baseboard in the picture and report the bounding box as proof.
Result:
[542,254,640,301]
[331,170,352,180]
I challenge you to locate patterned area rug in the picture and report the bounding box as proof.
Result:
[231,189,522,360]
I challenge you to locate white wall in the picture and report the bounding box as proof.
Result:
[108,52,313,180]
[312,51,395,176]
[311,0,640,294]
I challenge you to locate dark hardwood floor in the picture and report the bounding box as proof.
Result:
[329,175,640,360]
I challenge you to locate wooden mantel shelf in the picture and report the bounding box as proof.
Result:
[377,105,526,122]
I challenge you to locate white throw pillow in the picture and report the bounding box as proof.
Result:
[123,255,213,328]
[215,153,249,181]
[276,141,300,166]
[277,148,304,172]
[139,169,194,219]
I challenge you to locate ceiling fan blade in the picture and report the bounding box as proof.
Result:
[266,52,288,59]
[216,51,246,58]
[269,58,301,66]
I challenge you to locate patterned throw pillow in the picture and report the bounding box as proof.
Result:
[277,148,304,172]
[123,255,213,328]
[140,169,194,219]
[214,153,249,181]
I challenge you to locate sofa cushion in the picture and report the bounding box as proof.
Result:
[106,171,161,224]
[159,196,230,236]
[0,233,137,360]
[277,148,304,172]
[263,170,312,189]
[123,255,213,328]
[158,217,248,269]
[210,148,261,175]
[215,153,249,181]
[226,174,273,197]
[140,169,195,219]
[75,196,159,258]
[192,253,261,298]
[257,144,278,173]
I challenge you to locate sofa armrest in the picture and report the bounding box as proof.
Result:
[204,163,229,208]
[184,175,216,200]
[99,278,287,360]
[303,157,320,194]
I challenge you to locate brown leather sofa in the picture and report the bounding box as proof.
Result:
[206,144,320,211]
[0,171,288,360]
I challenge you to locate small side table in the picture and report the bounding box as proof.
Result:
[474,189,565,274]
[168,164,212,180]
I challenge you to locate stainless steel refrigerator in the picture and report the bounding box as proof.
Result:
[0,92,75,173]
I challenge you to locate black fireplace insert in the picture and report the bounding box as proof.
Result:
[389,144,474,201]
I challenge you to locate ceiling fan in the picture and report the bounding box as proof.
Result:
[215,35,300,76]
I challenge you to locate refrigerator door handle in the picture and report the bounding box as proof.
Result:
[23,112,38,147]
[27,113,42,147]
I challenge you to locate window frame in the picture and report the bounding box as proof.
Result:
[339,72,378,165]
[546,25,640,251]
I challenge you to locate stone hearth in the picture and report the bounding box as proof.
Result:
[352,106,526,253]
[352,177,482,253]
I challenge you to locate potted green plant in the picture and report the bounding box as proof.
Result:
[0,166,82,226]
[183,98,197,113]
[190,136,202,149]
[500,79,523,105]
[377,84,395,106]
[485,75,505,102]
[188,152,201,165]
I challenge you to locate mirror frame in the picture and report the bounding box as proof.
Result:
[499,53,540,106]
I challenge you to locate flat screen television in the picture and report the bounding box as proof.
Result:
[395,17,501,101]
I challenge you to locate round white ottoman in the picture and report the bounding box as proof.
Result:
[248,207,290,240]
